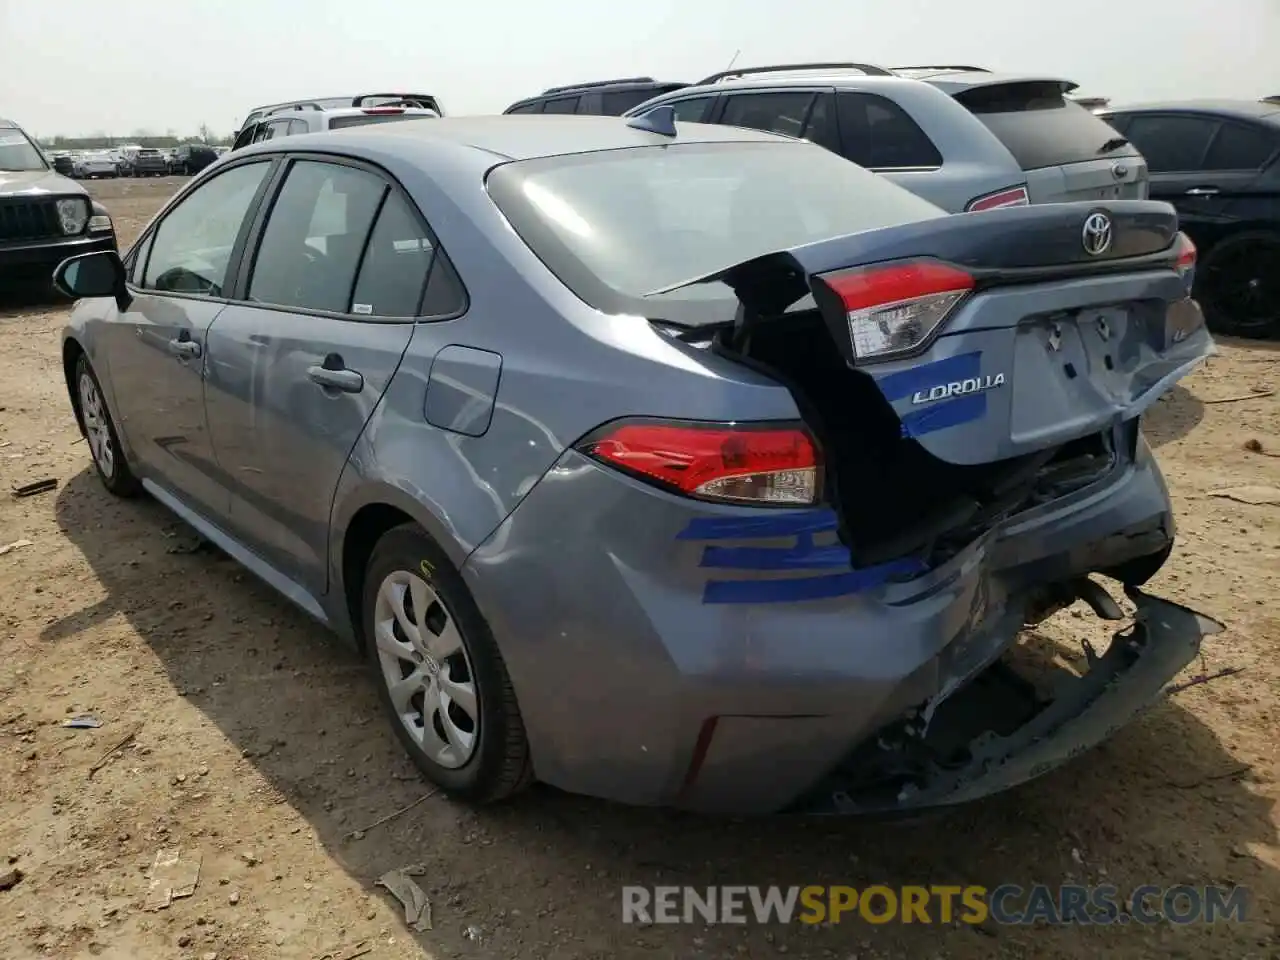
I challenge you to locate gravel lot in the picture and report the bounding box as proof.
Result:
[1,176,1276,960]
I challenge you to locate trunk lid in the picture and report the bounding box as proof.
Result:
[714,201,1209,468]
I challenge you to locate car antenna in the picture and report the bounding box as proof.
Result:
[626,105,678,137]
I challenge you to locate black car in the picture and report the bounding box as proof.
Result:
[169,143,219,176]
[50,153,75,176]
[1100,99,1280,338]
[0,118,118,289]
[503,76,688,116]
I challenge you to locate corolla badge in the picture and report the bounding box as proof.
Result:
[1082,212,1113,256]
[910,373,1006,405]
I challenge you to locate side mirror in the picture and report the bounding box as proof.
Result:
[53,251,130,308]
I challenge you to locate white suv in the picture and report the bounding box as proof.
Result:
[231,103,439,152]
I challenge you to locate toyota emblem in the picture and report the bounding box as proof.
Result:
[1082,212,1113,256]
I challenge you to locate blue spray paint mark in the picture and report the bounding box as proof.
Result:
[899,392,988,437]
[874,351,982,402]
[701,556,929,604]
[676,510,838,541]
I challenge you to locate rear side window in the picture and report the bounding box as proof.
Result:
[1121,115,1217,172]
[486,141,944,315]
[248,160,386,313]
[720,92,816,138]
[349,192,433,317]
[954,81,1141,169]
[542,97,579,114]
[837,92,941,169]
[1203,122,1278,171]
[601,89,662,115]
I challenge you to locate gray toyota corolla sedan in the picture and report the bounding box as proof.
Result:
[54,111,1221,816]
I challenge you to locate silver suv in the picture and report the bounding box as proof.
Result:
[232,100,440,152]
[625,62,1147,213]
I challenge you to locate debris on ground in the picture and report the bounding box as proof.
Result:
[10,478,57,498]
[145,847,203,910]
[376,865,432,931]
[60,714,104,729]
[344,788,438,841]
[0,867,23,891]
[1165,665,1246,697]
[1202,387,1275,404]
[87,724,141,779]
[1207,485,1280,505]
[0,539,32,557]
[1243,437,1280,458]
[316,941,373,960]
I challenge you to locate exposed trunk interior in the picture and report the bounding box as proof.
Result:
[716,309,1121,569]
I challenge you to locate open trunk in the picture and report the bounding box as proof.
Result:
[698,201,1212,568]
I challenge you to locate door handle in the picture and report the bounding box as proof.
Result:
[167,338,202,359]
[1184,187,1219,197]
[307,364,364,393]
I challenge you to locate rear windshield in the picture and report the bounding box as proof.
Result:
[486,140,943,319]
[329,113,429,129]
[954,81,1140,170]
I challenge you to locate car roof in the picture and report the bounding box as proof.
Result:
[306,114,794,161]
[318,106,439,118]
[1100,98,1280,124]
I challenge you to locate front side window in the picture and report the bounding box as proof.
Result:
[507,102,543,115]
[720,91,816,138]
[144,161,271,296]
[666,97,715,123]
[0,127,47,172]
[247,160,386,313]
[542,97,580,114]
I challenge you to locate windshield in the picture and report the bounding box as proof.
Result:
[0,127,48,172]
[486,140,943,319]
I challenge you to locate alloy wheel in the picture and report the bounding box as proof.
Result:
[1200,239,1280,336]
[79,372,115,479]
[372,570,479,768]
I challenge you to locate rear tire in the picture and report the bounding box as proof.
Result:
[74,354,141,497]
[1195,231,1280,339]
[361,523,532,803]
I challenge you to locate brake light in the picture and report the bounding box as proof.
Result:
[576,419,821,505]
[1175,231,1196,293]
[362,107,405,115]
[966,184,1030,212]
[819,260,975,363]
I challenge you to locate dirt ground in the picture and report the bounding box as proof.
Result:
[0,176,1276,960]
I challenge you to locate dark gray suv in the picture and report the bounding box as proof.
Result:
[626,63,1148,213]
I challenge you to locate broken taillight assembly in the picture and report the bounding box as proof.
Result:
[576,419,821,505]
[817,260,976,364]
[1174,231,1196,294]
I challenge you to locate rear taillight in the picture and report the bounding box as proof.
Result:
[363,107,405,115]
[818,260,975,364]
[576,419,821,506]
[1175,231,1196,293]
[965,184,1030,212]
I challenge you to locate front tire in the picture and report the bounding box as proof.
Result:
[75,354,141,497]
[362,523,532,802]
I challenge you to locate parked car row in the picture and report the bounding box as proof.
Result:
[43,144,227,179]
[500,64,1280,338]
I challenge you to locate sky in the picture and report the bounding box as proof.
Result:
[2,0,1278,138]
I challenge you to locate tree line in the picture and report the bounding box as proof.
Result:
[36,123,234,150]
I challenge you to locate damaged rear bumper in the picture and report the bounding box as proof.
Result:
[793,588,1223,814]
